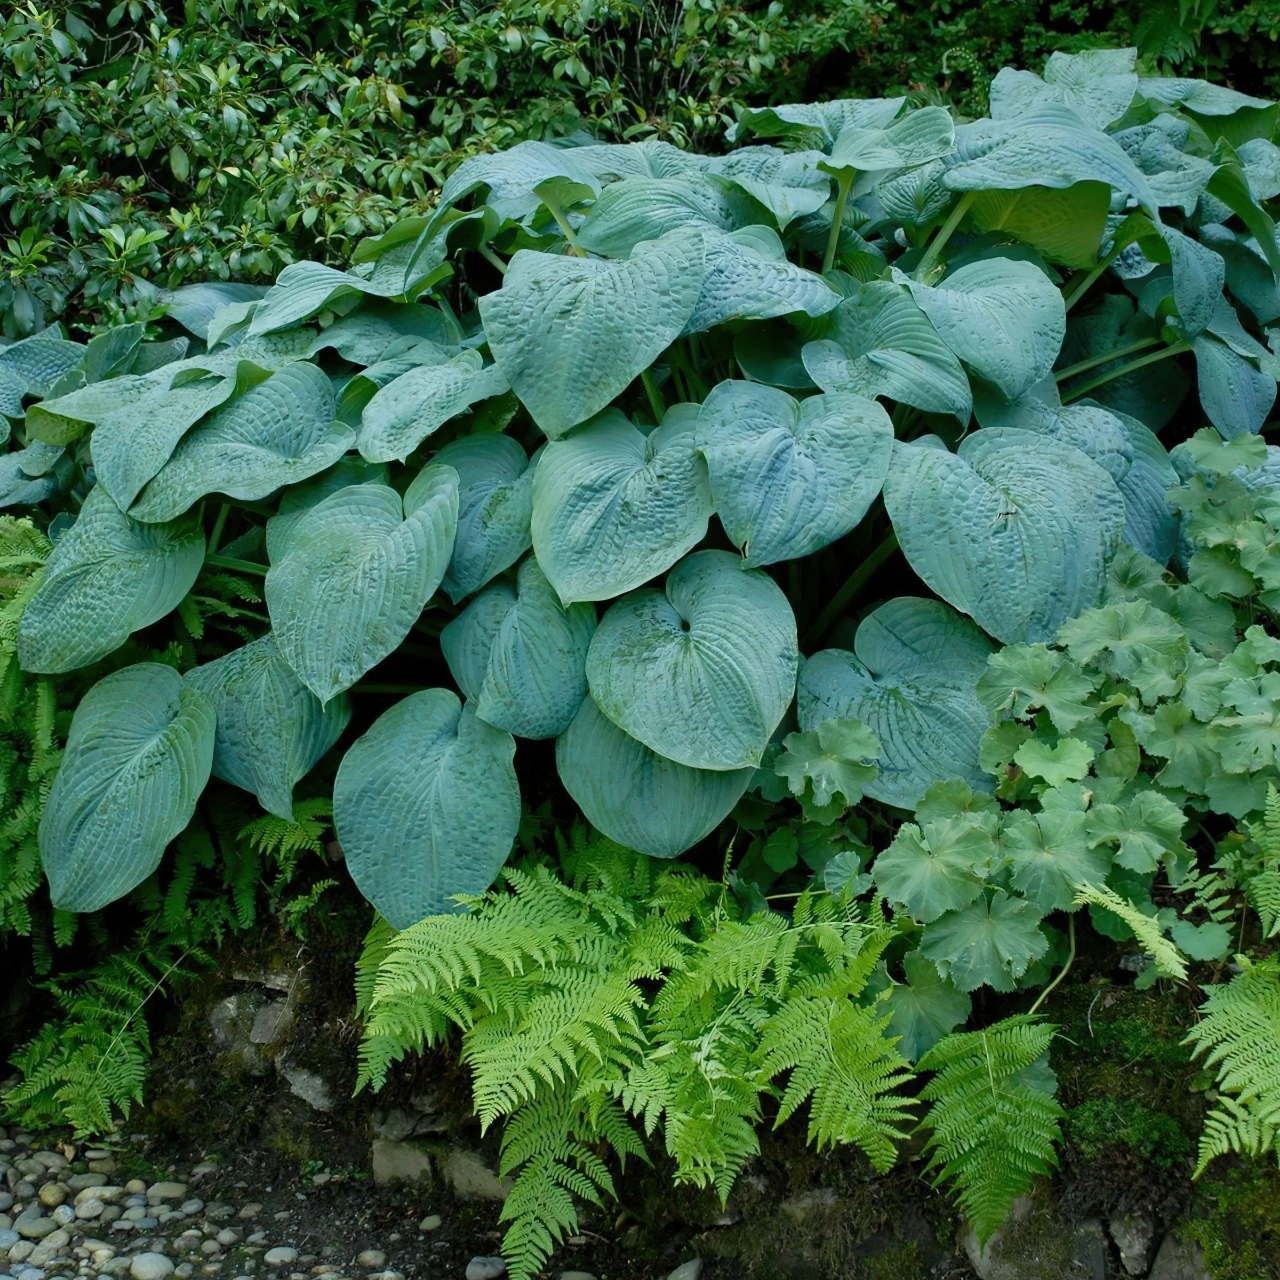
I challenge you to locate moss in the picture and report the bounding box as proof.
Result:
[1065,1098,1193,1170]
[1184,1161,1280,1280]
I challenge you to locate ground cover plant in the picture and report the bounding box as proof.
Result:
[6,42,1280,1280]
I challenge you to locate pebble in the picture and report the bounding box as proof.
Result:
[66,1176,106,1194]
[237,1207,262,1222]
[125,1184,147,1198]
[559,1274,597,1280]
[465,1261,506,1280]
[37,1186,66,1209]
[666,1265,702,1280]
[354,1254,384,1270]
[131,1254,176,1280]
[0,1230,18,1249]
[180,1202,203,1216]
[263,1251,298,1268]
[147,1186,188,1207]
[367,1272,403,1280]
[190,1164,218,1179]
[215,1231,240,1248]
[0,1194,11,1211]
[50,1206,74,1227]
[17,1219,56,1240]
[75,1200,105,1220]
[417,1217,441,1233]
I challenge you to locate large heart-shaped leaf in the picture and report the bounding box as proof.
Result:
[882,428,1126,644]
[358,351,510,462]
[969,182,1110,270]
[695,380,893,566]
[574,177,740,258]
[798,597,996,808]
[434,433,536,602]
[130,363,351,521]
[531,407,711,604]
[248,260,439,337]
[1192,332,1277,439]
[801,280,972,419]
[903,259,1066,401]
[991,49,1138,130]
[265,457,390,562]
[586,549,798,770]
[185,634,351,820]
[39,663,215,912]
[161,282,270,339]
[437,139,603,224]
[556,694,753,858]
[827,105,955,172]
[479,228,705,439]
[18,485,205,673]
[333,689,519,929]
[441,558,595,740]
[307,301,459,365]
[726,98,905,149]
[266,467,459,703]
[713,147,831,231]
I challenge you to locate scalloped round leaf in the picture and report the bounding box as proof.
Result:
[531,407,711,604]
[872,818,989,923]
[903,258,1066,401]
[185,633,351,820]
[556,694,752,858]
[333,689,519,929]
[266,469,459,703]
[18,485,205,674]
[434,433,535,603]
[473,558,596,740]
[1002,809,1111,911]
[919,889,1049,993]
[39,663,216,912]
[885,948,972,1063]
[882,428,1126,644]
[358,352,510,463]
[479,228,705,439]
[586,549,798,770]
[441,584,518,702]
[695,380,892,567]
[798,597,996,808]
[130,363,351,522]
[801,280,972,419]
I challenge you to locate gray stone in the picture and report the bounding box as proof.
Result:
[354,1254,384,1270]
[370,1112,416,1143]
[130,1256,175,1280]
[0,1194,11,1211]
[189,1166,218,1180]
[145,1186,187,1207]
[367,1273,403,1280]
[279,1068,333,1115]
[248,1003,293,1047]
[215,1232,240,1248]
[17,1221,56,1241]
[208,996,269,1075]
[48,1209,73,1228]
[262,1251,297,1268]
[1149,1234,1211,1280]
[1111,1214,1157,1277]
[666,1265,703,1280]
[0,1230,18,1249]
[439,1151,509,1202]
[237,1207,262,1221]
[36,1188,65,1210]
[65,1178,105,1195]
[464,1261,506,1280]
[417,1217,442,1234]
[179,1202,203,1216]
[1073,1219,1107,1280]
[370,1143,430,1188]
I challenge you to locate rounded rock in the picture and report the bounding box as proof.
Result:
[666,1265,703,1280]
[38,1187,67,1210]
[145,1186,187,1207]
[465,1260,506,1280]
[354,1254,384,1271]
[75,1201,105,1222]
[263,1250,298,1268]
[0,1228,19,1249]
[179,1202,203,1217]
[18,1219,57,1240]
[417,1217,441,1234]
[124,1184,146,1198]
[559,1274,597,1280]
[50,1207,74,1227]
[130,1255,175,1280]
[214,1232,239,1249]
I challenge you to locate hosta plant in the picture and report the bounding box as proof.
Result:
[6,44,1280,1273]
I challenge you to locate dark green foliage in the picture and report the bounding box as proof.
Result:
[1065,1096,1193,1169]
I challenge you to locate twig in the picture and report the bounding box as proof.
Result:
[1029,914,1076,1016]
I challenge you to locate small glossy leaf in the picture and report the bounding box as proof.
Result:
[39,663,215,912]
[333,689,519,929]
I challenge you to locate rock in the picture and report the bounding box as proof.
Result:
[370,1111,416,1144]
[30,1153,66,1172]
[131,1254,176,1280]
[666,1265,703,1280]
[216,1231,240,1248]
[124,1183,147,1197]
[74,1200,104,1221]
[1111,1214,1157,1277]
[17,1219,56,1240]
[238,1205,263,1221]
[354,1253,385,1269]
[418,1216,442,1233]
[146,1184,187,1206]
[88,1158,119,1174]
[779,1188,836,1224]
[464,1260,506,1280]
[263,1250,298,1267]
[367,1273,404,1280]
[1149,1234,1211,1280]
[37,1187,66,1209]
[439,1151,510,1202]
[67,1176,107,1193]
[0,1193,12,1211]
[279,1067,333,1114]
[49,1206,73,1227]
[0,1230,17,1249]
[180,1200,203,1215]
[8,1240,34,1263]
[370,1143,430,1188]
[249,1003,293,1046]
[190,1164,218,1179]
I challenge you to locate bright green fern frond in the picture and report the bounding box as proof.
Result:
[916,1014,1064,1246]
[239,797,332,877]
[1246,786,1280,937]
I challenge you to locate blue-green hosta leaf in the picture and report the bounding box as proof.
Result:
[185,633,351,820]
[18,485,204,673]
[441,583,517,701]
[265,456,389,562]
[968,182,1112,270]
[801,280,972,419]
[437,139,602,224]
[713,147,831,231]
[878,160,953,227]
[336,342,452,425]
[1238,138,1280,201]
[333,689,519,929]
[129,363,351,522]
[882,428,1126,644]
[774,717,880,808]
[480,228,705,439]
[1161,226,1225,337]
[308,302,459,365]
[873,817,991,923]
[358,351,510,463]
[435,433,536,602]
[683,226,838,334]
[574,177,740,258]
[573,140,711,182]
[556,694,752,858]
[1191,332,1277,439]
[160,282,269,339]
[1139,78,1272,117]
[726,97,905,149]
[586,549,798,770]
[991,49,1138,130]
[464,558,597,740]
[920,890,1049,992]
[1002,809,1110,911]
[531,407,711,604]
[885,948,972,1063]
[266,468,459,703]
[946,105,1158,214]
[0,329,84,397]
[0,441,67,507]
[695,380,893,567]
[826,105,955,172]
[248,260,437,337]
[799,597,996,809]
[903,259,1066,401]
[39,663,215,912]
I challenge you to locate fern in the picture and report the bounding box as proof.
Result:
[1245,785,1280,939]
[358,829,918,1280]
[916,1015,1065,1246]
[1073,882,1188,978]
[1184,956,1280,1175]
